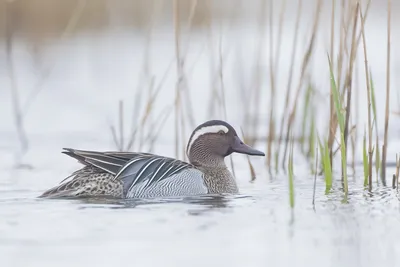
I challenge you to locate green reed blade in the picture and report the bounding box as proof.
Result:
[340,132,348,194]
[363,129,369,187]
[318,134,332,194]
[301,84,313,153]
[370,71,381,178]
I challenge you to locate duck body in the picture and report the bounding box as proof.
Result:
[39,120,263,199]
[39,149,237,199]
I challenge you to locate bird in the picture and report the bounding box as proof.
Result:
[39,120,265,199]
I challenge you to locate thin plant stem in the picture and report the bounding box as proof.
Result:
[359,5,373,190]
[173,0,182,159]
[251,0,266,147]
[119,101,124,151]
[312,147,319,209]
[328,0,336,168]
[275,0,302,173]
[218,32,236,178]
[381,0,391,184]
[267,0,274,169]
[5,3,29,167]
[343,2,359,154]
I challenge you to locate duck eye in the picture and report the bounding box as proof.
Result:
[218,130,225,135]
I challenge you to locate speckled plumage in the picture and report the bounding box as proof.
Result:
[39,120,264,199]
[200,167,239,194]
[39,166,123,198]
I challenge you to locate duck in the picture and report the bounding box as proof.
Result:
[39,120,265,199]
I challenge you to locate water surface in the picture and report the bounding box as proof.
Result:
[1,154,400,267]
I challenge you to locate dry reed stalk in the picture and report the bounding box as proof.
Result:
[138,79,156,151]
[282,0,322,170]
[218,35,236,177]
[180,103,187,160]
[180,0,206,160]
[204,0,220,119]
[119,101,124,151]
[359,5,373,190]
[266,0,286,172]
[181,0,199,131]
[340,1,356,61]
[110,101,126,151]
[207,47,233,117]
[136,0,165,151]
[182,0,199,57]
[343,2,359,155]
[5,3,29,167]
[265,0,274,169]
[355,0,371,53]
[250,0,266,147]
[240,128,256,182]
[328,0,336,165]
[330,0,335,72]
[392,154,399,188]
[273,0,286,96]
[381,0,391,184]
[395,154,400,189]
[328,0,344,166]
[275,0,302,172]
[173,0,183,159]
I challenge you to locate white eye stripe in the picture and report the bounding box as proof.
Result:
[186,125,229,155]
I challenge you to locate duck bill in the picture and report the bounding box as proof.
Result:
[231,136,265,156]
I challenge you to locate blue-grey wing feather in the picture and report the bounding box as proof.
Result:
[113,155,200,196]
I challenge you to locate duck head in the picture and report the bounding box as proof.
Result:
[186,120,265,167]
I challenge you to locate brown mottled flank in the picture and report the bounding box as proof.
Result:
[39,166,123,198]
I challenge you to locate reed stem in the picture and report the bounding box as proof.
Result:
[275,0,302,173]
[381,0,391,184]
[359,5,373,191]
[173,0,182,159]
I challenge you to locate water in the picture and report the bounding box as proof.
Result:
[1,159,400,267]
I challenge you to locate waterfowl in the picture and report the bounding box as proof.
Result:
[39,120,265,199]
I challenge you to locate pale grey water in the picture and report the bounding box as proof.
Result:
[1,156,400,267]
[2,1,400,266]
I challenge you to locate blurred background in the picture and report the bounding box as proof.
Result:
[1,0,399,163]
[1,1,400,267]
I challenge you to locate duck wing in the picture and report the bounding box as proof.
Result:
[113,155,198,196]
[62,148,152,175]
